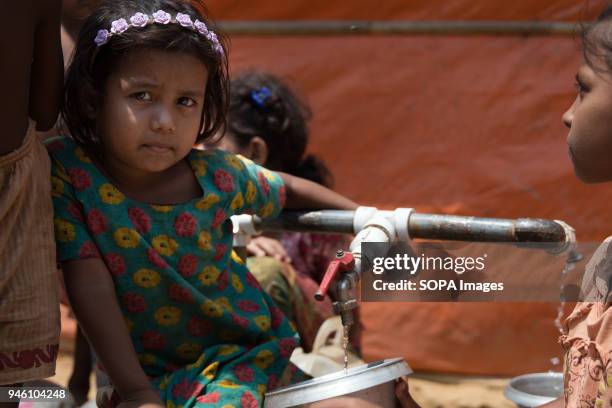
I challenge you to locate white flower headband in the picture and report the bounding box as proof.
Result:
[94,10,224,56]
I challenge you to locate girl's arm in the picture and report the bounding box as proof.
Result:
[62,259,163,407]
[278,172,358,211]
[30,0,63,131]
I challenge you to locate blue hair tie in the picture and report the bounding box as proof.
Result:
[250,87,272,108]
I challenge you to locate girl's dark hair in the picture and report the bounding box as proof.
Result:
[582,6,612,72]
[227,71,334,187]
[62,0,229,152]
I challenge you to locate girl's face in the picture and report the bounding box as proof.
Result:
[96,49,207,175]
[563,55,612,183]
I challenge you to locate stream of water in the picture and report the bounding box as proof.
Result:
[342,324,350,374]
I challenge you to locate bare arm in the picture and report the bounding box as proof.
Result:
[62,259,163,407]
[278,172,358,210]
[29,0,63,131]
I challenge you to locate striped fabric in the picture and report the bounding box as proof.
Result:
[0,121,60,384]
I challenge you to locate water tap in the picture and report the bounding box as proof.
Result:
[315,214,397,326]
[315,250,359,327]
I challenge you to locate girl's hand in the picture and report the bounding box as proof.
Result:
[116,396,164,408]
[247,236,291,263]
[309,397,382,408]
[395,379,421,408]
[98,387,163,408]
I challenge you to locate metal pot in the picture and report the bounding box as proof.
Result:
[504,372,563,408]
[264,358,412,408]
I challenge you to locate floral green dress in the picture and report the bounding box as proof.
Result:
[47,137,299,407]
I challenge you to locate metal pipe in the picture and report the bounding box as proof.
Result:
[256,210,355,234]
[219,20,587,36]
[255,210,567,243]
[409,213,566,243]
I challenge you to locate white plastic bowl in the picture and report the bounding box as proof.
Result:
[504,372,563,408]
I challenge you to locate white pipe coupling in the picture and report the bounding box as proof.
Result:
[393,208,414,242]
[353,206,378,233]
[349,215,396,275]
[352,206,414,242]
[231,214,260,247]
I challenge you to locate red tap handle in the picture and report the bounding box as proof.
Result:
[315,252,355,301]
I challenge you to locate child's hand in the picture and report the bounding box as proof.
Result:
[395,378,422,408]
[117,402,164,408]
[247,236,291,263]
[309,397,382,407]
[101,388,163,408]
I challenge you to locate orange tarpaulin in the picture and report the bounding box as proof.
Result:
[208,0,598,21]
[202,0,612,375]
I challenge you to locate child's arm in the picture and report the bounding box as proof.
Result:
[278,172,358,210]
[62,259,164,407]
[29,0,63,131]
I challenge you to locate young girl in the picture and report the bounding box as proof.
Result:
[48,0,359,406]
[0,0,62,394]
[541,6,612,407]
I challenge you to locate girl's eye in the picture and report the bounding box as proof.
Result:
[574,81,588,99]
[131,91,152,101]
[178,97,196,107]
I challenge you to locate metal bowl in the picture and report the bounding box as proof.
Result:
[264,358,412,407]
[504,372,563,408]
